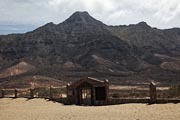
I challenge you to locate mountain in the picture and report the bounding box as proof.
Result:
[0,11,180,88]
[0,11,140,73]
[109,22,180,64]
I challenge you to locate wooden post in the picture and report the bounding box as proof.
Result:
[104,79,109,105]
[49,86,53,100]
[30,88,34,99]
[14,88,18,98]
[149,82,157,104]
[66,83,70,96]
[1,89,4,98]
[66,83,71,104]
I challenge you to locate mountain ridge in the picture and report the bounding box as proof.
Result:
[0,11,180,88]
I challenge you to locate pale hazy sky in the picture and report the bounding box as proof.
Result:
[0,0,180,34]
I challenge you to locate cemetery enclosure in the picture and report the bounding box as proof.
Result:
[0,77,180,105]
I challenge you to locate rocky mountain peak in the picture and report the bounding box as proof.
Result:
[137,21,148,25]
[44,22,55,26]
[136,21,151,28]
[63,11,103,25]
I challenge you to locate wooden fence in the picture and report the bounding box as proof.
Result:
[0,82,180,105]
[0,86,67,100]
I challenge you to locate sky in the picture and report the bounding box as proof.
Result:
[0,0,180,34]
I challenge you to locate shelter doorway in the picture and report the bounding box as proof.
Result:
[95,86,106,100]
[80,88,92,105]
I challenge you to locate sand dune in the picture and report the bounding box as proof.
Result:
[0,98,180,120]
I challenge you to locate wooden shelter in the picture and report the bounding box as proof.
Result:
[67,77,109,105]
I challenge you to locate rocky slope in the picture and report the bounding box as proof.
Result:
[109,22,180,64]
[0,11,180,87]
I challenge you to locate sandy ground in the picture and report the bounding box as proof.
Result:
[0,98,180,120]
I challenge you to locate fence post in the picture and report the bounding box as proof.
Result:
[49,86,53,100]
[66,83,70,104]
[149,82,157,104]
[30,88,34,99]
[1,89,4,98]
[14,88,18,98]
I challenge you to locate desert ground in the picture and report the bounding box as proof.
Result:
[0,98,180,120]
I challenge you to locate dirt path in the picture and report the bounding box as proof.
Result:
[0,98,180,120]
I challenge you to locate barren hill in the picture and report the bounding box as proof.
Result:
[0,11,180,88]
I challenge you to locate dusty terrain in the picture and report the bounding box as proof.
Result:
[0,98,180,120]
